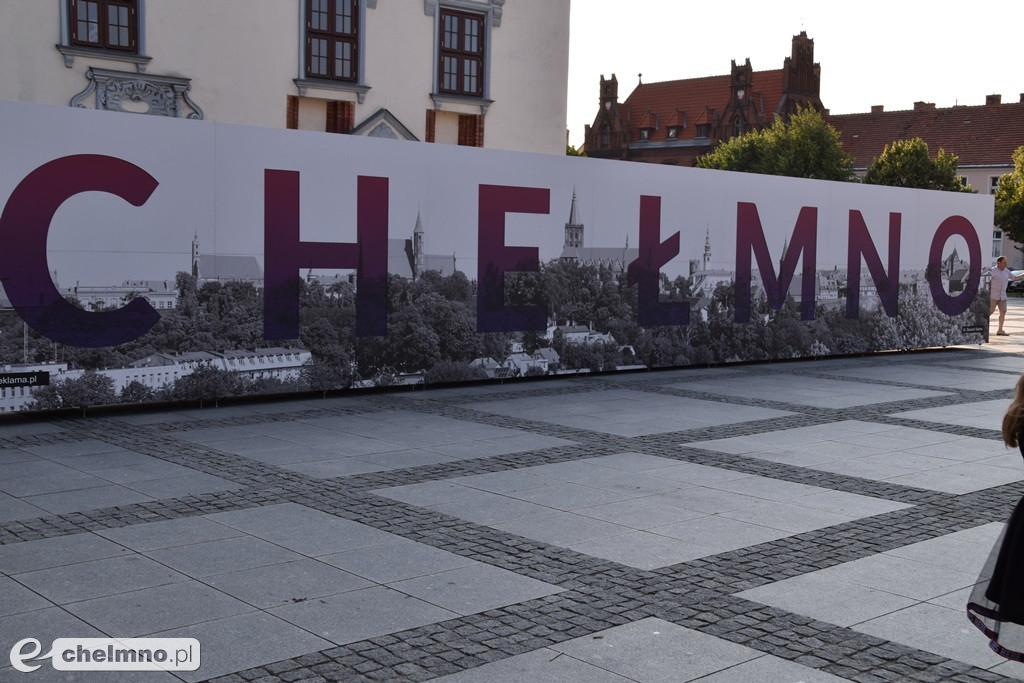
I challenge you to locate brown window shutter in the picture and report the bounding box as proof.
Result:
[458,114,484,147]
[326,101,339,133]
[425,109,436,143]
[286,96,299,130]
[457,115,472,146]
[327,101,355,134]
[341,101,354,133]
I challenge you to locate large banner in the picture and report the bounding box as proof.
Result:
[0,100,993,412]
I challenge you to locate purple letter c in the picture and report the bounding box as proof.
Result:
[0,155,160,347]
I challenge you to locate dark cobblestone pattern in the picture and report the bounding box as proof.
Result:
[0,487,281,545]
[872,414,1002,441]
[205,592,646,683]
[657,596,1008,683]
[140,382,613,434]
[657,499,1012,594]
[2,349,1023,681]
[0,428,96,449]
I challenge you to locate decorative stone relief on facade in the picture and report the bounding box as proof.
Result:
[350,108,419,141]
[70,68,204,119]
[369,122,399,139]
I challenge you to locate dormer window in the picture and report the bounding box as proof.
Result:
[638,127,654,142]
[666,126,680,140]
[696,124,708,139]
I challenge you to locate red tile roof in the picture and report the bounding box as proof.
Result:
[619,69,784,143]
[829,100,1024,169]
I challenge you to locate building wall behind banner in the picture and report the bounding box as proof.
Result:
[0,0,570,155]
[0,101,994,412]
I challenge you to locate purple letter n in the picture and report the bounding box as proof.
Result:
[264,171,388,340]
[847,210,901,318]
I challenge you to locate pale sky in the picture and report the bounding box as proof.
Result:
[567,0,1023,147]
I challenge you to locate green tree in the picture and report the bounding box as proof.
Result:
[120,380,156,404]
[696,106,853,181]
[170,365,243,402]
[864,138,973,192]
[300,357,353,392]
[566,144,586,157]
[28,371,117,410]
[424,361,488,385]
[995,146,1024,245]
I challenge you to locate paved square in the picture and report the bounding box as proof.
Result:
[378,454,910,569]
[690,421,1023,493]
[434,618,851,682]
[825,364,1020,392]
[669,374,950,408]
[467,389,795,436]
[5,332,1024,682]
[892,399,1010,430]
[738,525,1008,670]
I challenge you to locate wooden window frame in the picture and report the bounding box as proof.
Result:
[438,8,485,98]
[305,0,359,83]
[69,0,138,52]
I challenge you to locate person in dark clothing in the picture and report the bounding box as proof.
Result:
[968,373,1024,659]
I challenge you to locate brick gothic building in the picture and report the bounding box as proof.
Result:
[583,31,1024,265]
[831,97,1024,265]
[585,32,824,166]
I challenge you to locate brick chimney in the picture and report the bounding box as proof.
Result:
[987,94,1002,105]
[871,105,884,113]
[913,101,935,111]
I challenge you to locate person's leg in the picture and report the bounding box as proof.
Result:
[992,298,999,316]
[999,300,1009,334]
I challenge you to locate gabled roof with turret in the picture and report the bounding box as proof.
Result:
[618,69,784,144]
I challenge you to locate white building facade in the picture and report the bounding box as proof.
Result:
[0,348,312,412]
[0,0,570,154]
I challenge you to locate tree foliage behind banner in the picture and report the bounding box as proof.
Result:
[995,146,1024,245]
[695,107,854,181]
[864,138,974,193]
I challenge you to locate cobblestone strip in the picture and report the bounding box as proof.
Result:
[654,497,1013,594]
[0,487,276,544]
[136,382,608,433]
[0,429,91,449]
[871,414,1002,441]
[205,591,644,683]
[656,596,1008,683]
